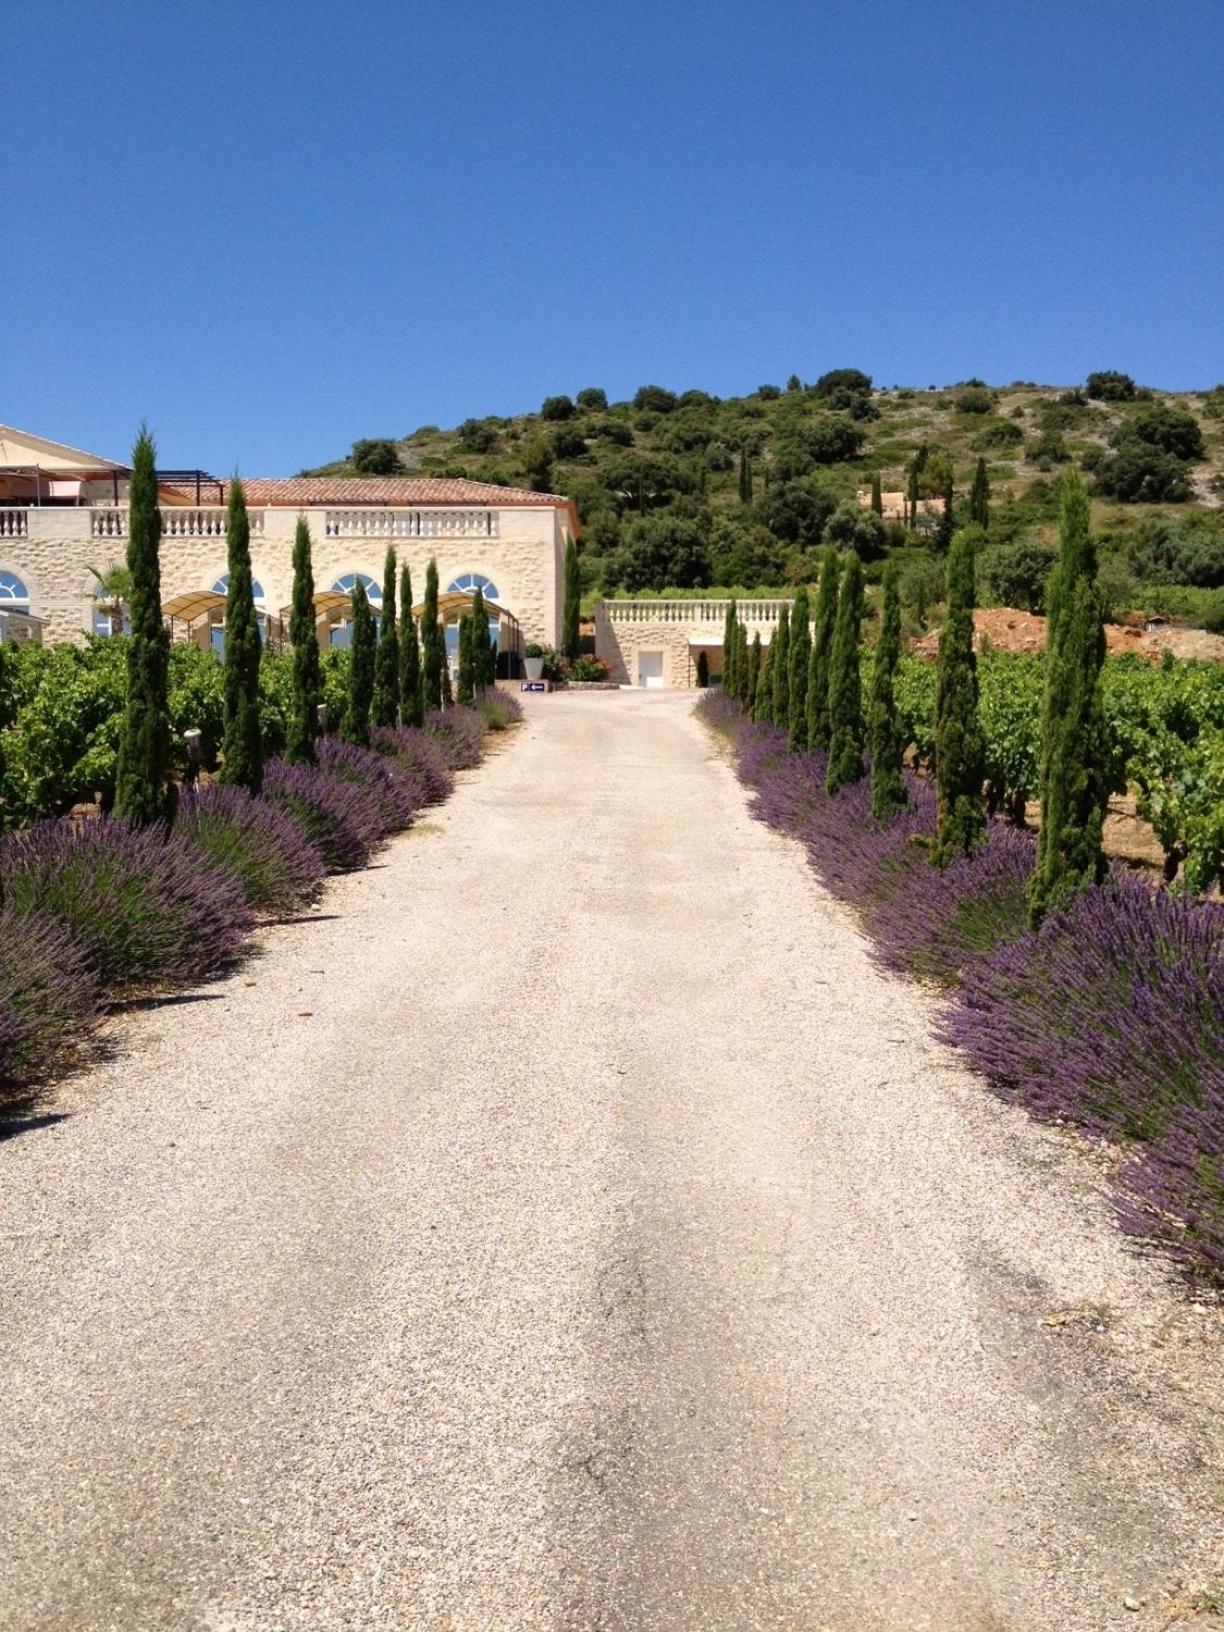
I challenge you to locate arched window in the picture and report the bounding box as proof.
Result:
[0,571,30,610]
[447,571,499,602]
[212,573,267,604]
[331,572,381,604]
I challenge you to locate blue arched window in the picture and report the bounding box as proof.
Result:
[331,572,381,604]
[0,571,30,608]
[447,571,499,601]
[213,573,267,603]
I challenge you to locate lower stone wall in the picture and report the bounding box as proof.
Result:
[594,611,699,688]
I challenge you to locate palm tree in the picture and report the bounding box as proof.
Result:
[87,561,132,635]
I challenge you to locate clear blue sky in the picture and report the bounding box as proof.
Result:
[6,0,1222,475]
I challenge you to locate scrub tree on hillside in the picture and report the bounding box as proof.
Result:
[826,553,865,794]
[114,426,171,826]
[344,580,376,745]
[286,517,322,764]
[969,457,990,530]
[421,559,443,711]
[868,560,906,822]
[399,564,423,728]
[931,529,985,866]
[1029,469,1110,923]
[218,478,263,795]
[373,547,399,728]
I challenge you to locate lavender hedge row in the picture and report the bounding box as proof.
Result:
[697,690,1224,1285]
[1,704,514,1108]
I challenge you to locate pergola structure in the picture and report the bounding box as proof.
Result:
[164,589,284,649]
[412,591,524,671]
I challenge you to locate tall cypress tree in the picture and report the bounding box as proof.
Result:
[748,630,762,707]
[770,602,791,725]
[869,560,907,822]
[931,529,986,866]
[398,564,423,728]
[114,425,171,826]
[735,621,750,703]
[738,448,754,506]
[286,516,322,764]
[826,553,866,794]
[440,648,454,708]
[753,646,772,721]
[969,456,990,530]
[907,445,927,533]
[934,471,956,553]
[421,558,443,711]
[457,614,475,705]
[472,585,495,690]
[788,585,811,750]
[562,540,582,659]
[1029,470,1109,923]
[870,470,883,515]
[807,547,840,750]
[725,597,739,697]
[373,546,399,728]
[721,599,734,681]
[344,580,376,745]
[218,477,263,795]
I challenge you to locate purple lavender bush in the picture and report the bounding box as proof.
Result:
[476,690,523,731]
[1117,1093,1224,1283]
[370,726,455,806]
[425,705,487,770]
[0,906,99,1100]
[261,760,375,872]
[939,878,1223,1144]
[173,784,325,914]
[870,824,1035,985]
[314,736,416,833]
[0,819,252,994]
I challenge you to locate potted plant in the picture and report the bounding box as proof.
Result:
[524,642,546,681]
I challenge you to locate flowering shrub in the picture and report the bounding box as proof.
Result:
[563,654,612,683]
[174,784,325,914]
[0,819,252,993]
[370,727,455,806]
[0,906,98,1099]
[261,760,374,872]
[314,736,416,833]
[699,688,1224,1286]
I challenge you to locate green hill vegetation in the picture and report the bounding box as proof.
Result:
[306,371,1224,629]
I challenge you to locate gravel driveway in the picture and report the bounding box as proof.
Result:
[1,691,1220,1631]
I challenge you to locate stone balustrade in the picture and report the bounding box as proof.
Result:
[89,508,265,539]
[323,509,497,540]
[0,510,29,539]
[603,598,792,625]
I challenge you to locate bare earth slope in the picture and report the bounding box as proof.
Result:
[0,692,1219,1632]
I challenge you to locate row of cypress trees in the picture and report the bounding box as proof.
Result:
[718,466,1107,920]
[111,426,465,827]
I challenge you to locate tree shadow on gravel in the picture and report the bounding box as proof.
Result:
[0,1110,69,1145]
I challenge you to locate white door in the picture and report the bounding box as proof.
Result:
[638,651,665,688]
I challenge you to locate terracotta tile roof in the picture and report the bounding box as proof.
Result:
[165,476,573,510]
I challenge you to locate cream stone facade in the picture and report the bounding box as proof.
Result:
[0,428,576,658]
[596,599,793,689]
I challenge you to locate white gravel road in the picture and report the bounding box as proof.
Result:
[0,690,1220,1632]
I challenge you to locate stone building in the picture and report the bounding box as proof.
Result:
[595,597,794,688]
[0,425,578,665]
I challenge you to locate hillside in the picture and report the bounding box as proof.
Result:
[303,372,1224,628]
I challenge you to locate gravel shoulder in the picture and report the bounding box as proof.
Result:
[0,691,1220,1632]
